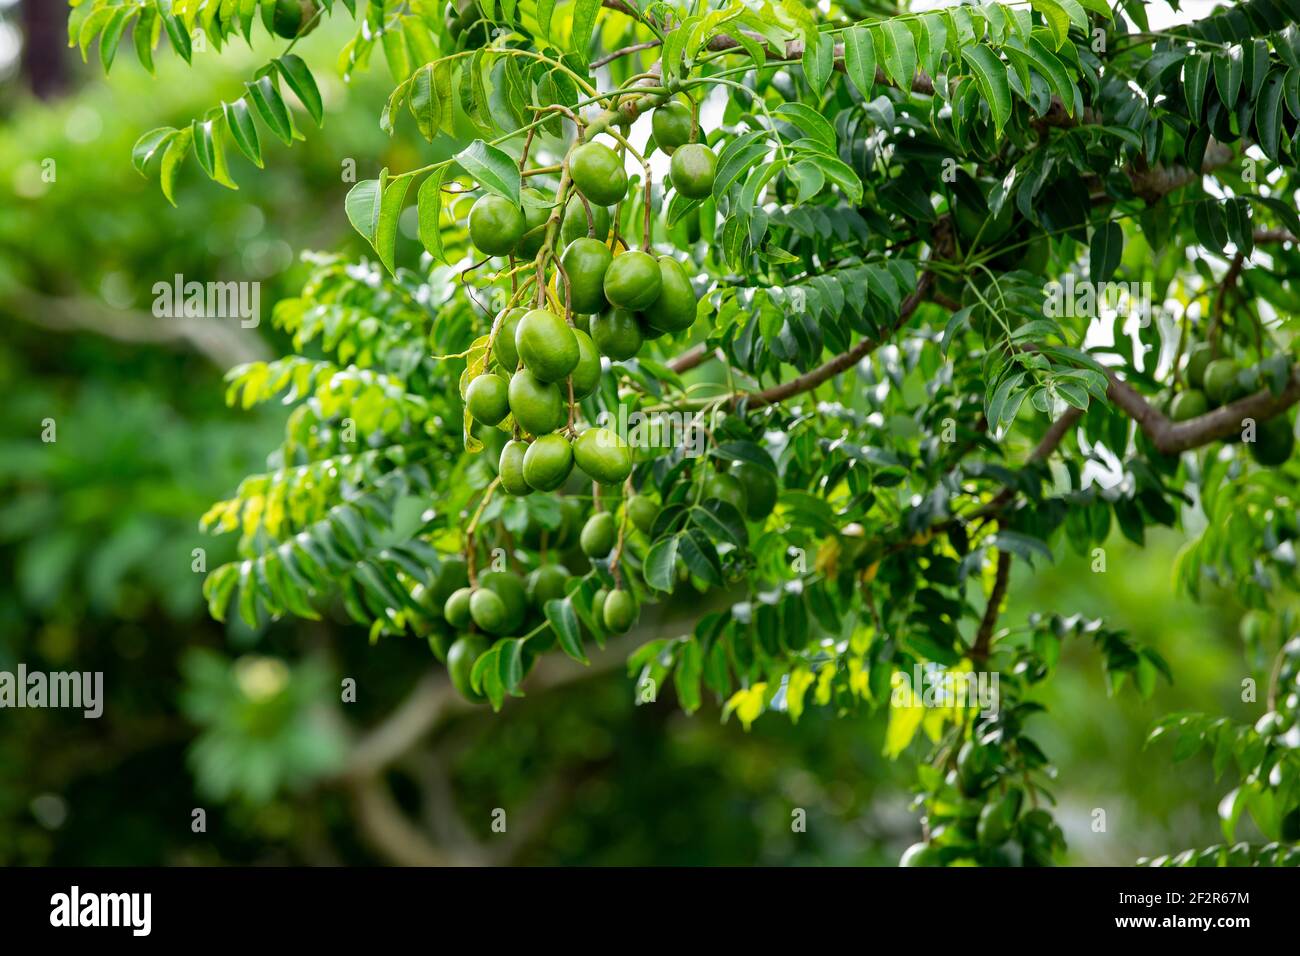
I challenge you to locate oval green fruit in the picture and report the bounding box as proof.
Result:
[570,329,602,400]
[899,842,940,867]
[469,588,508,634]
[591,588,609,624]
[468,194,525,256]
[703,472,747,515]
[443,586,474,629]
[603,589,638,633]
[641,256,697,333]
[478,570,527,632]
[1185,342,1213,389]
[580,512,617,558]
[515,308,579,383]
[669,143,717,200]
[447,634,488,703]
[523,433,574,492]
[573,427,633,485]
[465,372,510,426]
[730,460,778,521]
[591,309,644,360]
[559,195,610,246]
[499,439,532,496]
[426,555,470,614]
[514,187,552,259]
[570,142,628,207]
[492,307,525,372]
[526,564,570,607]
[271,0,314,38]
[652,101,693,154]
[1169,389,1208,422]
[626,494,659,535]
[508,368,566,436]
[1250,414,1295,466]
[1203,358,1243,406]
[604,251,663,311]
[561,238,613,314]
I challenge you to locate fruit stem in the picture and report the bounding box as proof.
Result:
[463,476,502,587]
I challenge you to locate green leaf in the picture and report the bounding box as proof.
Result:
[1089,220,1122,284]
[644,536,680,592]
[161,9,192,63]
[1031,0,1072,49]
[346,169,412,274]
[454,139,520,204]
[544,597,587,663]
[190,117,238,190]
[417,166,449,263]
[961,44,1012,135]
[132,127,176,176]
[570,0,601,66]
[247,75,294,146]
[1214,48,1243,108]
[802,29,834,93]
[875,20,917,91]
[840,25,876,100]
[774,102,836,149]
[1255,69,1286,161]
[275,54,324,127]
[223,99,263,168]
[160,126,193,206]
[1185,52,1211,120]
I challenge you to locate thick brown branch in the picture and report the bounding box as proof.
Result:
[972,549,1011,662]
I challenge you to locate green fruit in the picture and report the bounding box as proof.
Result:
[604,251,663,311]
[425,555,469,614]
[516,308,579,383]
[499,439,532,496]
[899,842,940,867]
[508,369,567,435]
[591,309,644,360]
[1185,343,1213,389]
[1250,414,1295,466]
[1203,358,1242,406]
[479,570,527,632]
[640,256,697,333]
[560,195,611,247]
[591,588,609,624]
[976,791,1022,846]
[469,588,509,634]
[573,427,633,485]
[1169,389,1208,422]
[570,142,628,207]
[603,589,638,633]
[570,329,602,400]
[626,495,659,535]
[465,372,510,426]
[580,512,618,558]
[468,194,526,256]
[703,472,747,514]
[271,0,316,39]
[443,587,474,628]
[652,101,694,154]
[730,460,778,521]
[514,188,552,259]
[669,143,717,200]
[447,634,488,702]
[561,238,613,315]
[523,433,574,492]
[526,564,570,607]
[492,307,525,372]
[426,627,455,662]
[956,741,992,795]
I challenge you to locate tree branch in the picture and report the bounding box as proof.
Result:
[972,549,1011,662]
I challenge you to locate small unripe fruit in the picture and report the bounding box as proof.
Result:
[580,512,618,558]
[443,587,474,628]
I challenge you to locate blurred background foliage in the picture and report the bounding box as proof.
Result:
[0,1,1260,866]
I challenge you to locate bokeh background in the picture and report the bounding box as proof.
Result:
[0,0,1264,865]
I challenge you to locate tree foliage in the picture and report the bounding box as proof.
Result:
[72,0,1300,866]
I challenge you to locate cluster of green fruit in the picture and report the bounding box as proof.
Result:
[414,490,664,702]
[1170,343,1296,465]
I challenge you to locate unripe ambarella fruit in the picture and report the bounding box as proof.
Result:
[669,143,717,200]
[468,194,525,256]
[465,373,510,426]
[570,142,628,207]
[604,251,662,311]
[580,512,617,558]
[641,256,697,333]
[570,329,602,400]
[515,308,579,383]
[499,439,532,496]
[444,587,474,628]
[447,634,488,702]
[559,195,610,246]
[603,589,638,633]
[652,101,694,154]
[492,307,525,372]
[573,427,632,485]
[523,433,574,492]
[469,588,509,633]
[561,238,613,315]
[508,368,566,435]
[591,309,644,360]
